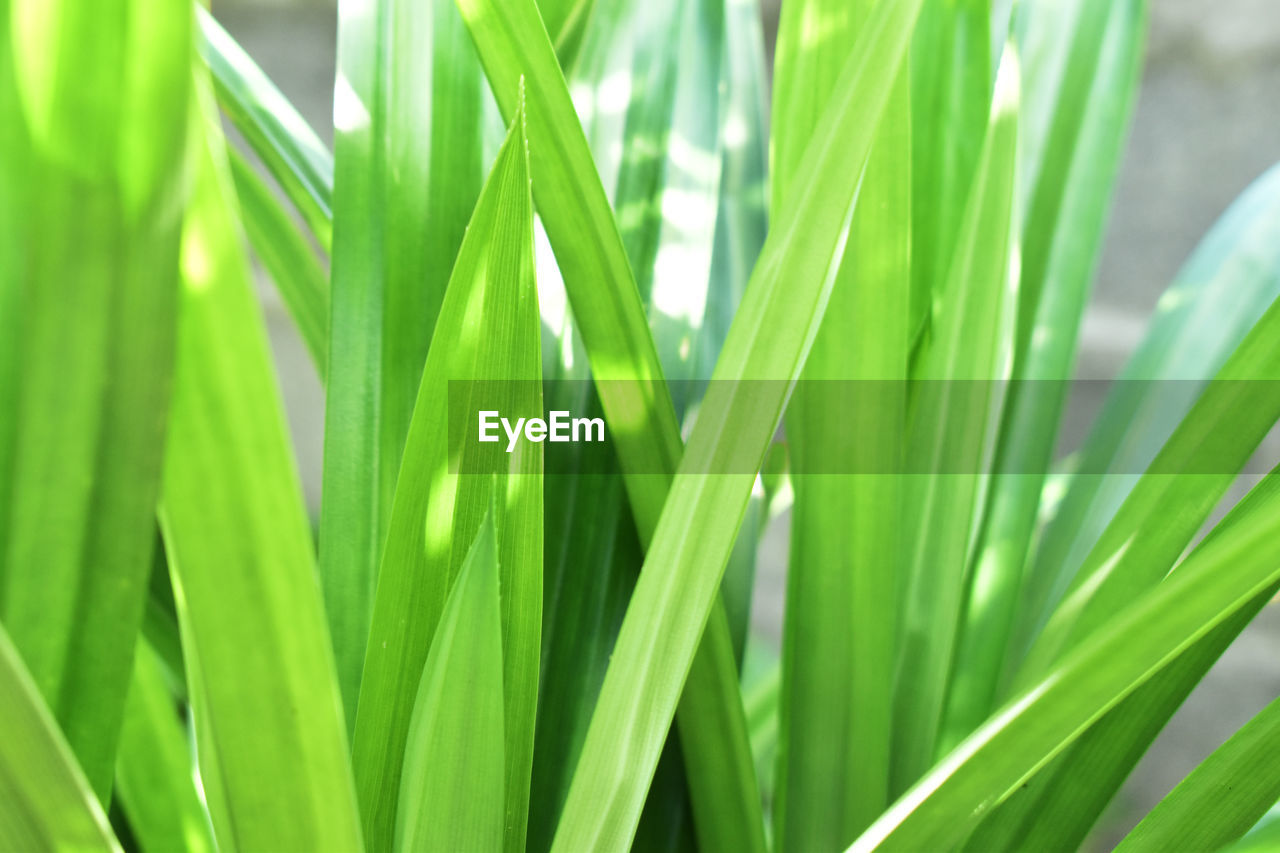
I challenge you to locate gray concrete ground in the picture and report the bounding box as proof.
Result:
[217,1,1280,847]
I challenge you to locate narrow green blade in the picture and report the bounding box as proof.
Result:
[944,0,1147,742]
[351,97,542,853]
[549,0,927,847]
[891,47,1021,791]
[961,474,1280,851]
[909,0,997,344]
[771,0,910,844]
[322,0,488,719]
[1011,161,1280,669]
[454,0,684,536]
[1114,688,1280,851]
[228,148,329,378]
[0,0,191,800]
[1013,291,1280,690]
[395,510,507,852]
[114,642,215,853]
[0,624,118,852]
[198,6,334,249]
[457,2,765,848]
[159,79,363,852]
[848,470,1280,852]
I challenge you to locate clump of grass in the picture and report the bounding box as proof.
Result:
[3,0,1280,851]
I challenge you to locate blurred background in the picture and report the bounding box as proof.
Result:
[213,0,1280,847]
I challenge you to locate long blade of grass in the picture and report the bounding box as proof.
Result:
[454,0,684,530]
[1012,294,1280,690]
[457,3,766,850]
[548,0,927,847]
[322,0,488,719]
[1114,696,1280,852]
[909,0,998,345]
[114,641,215,853]
[395,509,507,852]
[351,96,542,853]
[943,0,1147,744]
[1009,161,1280,668]
[159,77,363,852]
[961,474,1280,851]
[198,6,334,249]
[0,0,191,800]
[770,0,910,844]
[960,167,1280,847]
[0,624,119,852]
[849,467,1280,852]
[891,47,1021,792]
[228,148,329,377]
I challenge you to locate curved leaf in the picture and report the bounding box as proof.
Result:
[198,6,334,249]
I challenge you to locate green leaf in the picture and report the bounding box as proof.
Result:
[395,509,507,852]
[1011,160,1280,669]
[114,641,215,853]
[771,0,910,844]
[1115,695,1280,851]
[891,46,1021,792]
[549,0,928,846]
[0,623,119,853]
[1012,292,1280,691]
[943,0,1147,743]
[198,6,334,250]
[322,0,489,720]
[0,0,191,800]
[351,96,542,853]
[228,148,329,378]
[909,0,998,345]
[457,2,765,849]
[454,0,684,535]
[538,0,594,69]
[1223,811,1280,853]
[159,78,363,853]
[960,476,1280,851]
[848,468,1280,852]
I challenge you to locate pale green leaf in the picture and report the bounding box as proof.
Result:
[0,0,191,800]
[198,6,334,249]
[0,624,118,853]
[849,469,1280,852]
[159,78,363,853]
[549,0,928,846]
[114,641,215,853]
[892,46,1021,791]
[944,0,1147,742]
[322,0,488,720]
[771,0,910,843]
[395,509,507,852]
[228,149,329,377]
[351,95,542,853]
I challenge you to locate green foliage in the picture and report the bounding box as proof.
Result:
[3,0,1280,852]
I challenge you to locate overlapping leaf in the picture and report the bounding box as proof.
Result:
[0,0,191,800]
[159,78,363,852]
[351,96,542,853]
